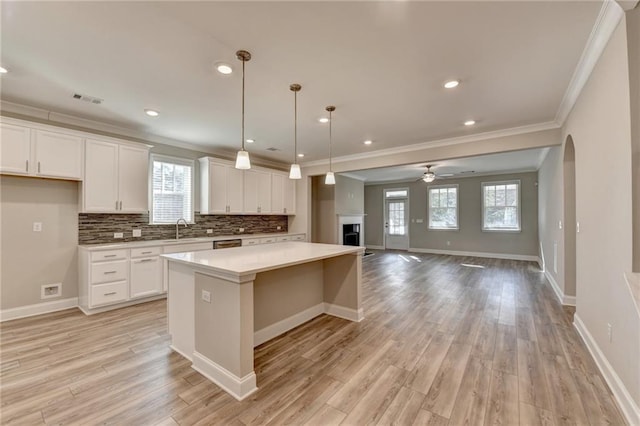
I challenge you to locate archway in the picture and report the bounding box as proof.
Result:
[563,136,577,297]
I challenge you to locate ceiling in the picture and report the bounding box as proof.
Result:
[343,147,549,184]
[1,1,602,164]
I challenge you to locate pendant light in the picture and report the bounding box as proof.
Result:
[289,84,302,179]
[325,105,336,185]
[235,50,252,170]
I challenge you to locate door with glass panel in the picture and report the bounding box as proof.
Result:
[384,189,409,250]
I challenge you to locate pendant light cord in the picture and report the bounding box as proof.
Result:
[241,58,245,151]
[294,90,297,164]
[329,109,333,172]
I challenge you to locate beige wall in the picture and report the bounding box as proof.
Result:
[311,175,336,244]
[335,175,364,215]
[1,176,79,309]
[364,172,538,256]
[539,16,639,407]
[627,6,640,272]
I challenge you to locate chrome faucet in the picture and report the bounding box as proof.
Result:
[176,218,189,240]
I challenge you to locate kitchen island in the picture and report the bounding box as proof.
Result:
[162,241,365,400]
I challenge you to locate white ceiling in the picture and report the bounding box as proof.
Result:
[344,147,549,184]
[1,1,602,164]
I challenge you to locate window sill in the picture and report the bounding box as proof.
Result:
[482,228,521,233]
[428,227,459,231]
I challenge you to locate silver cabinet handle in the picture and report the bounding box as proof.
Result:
[138,258,156,263]
[104,271,117,274]
[141,251,152,254]
[119,201,123,210]
[104,254,117,258]
[258,206,261,213]
[284,208,287,214]
[115,200,119,210]
[26,160,29,172]
[104,292,117,296]
[38,162,41,173]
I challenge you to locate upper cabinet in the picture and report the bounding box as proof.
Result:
[0,123,83,180]
[83,138,149,213]
[199,157,296,215]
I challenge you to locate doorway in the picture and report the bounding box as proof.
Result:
[384,188,409,250]
[564,136,577,298]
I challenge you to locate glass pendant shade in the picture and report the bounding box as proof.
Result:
[325,171,336,185]
[235,150,251,170]
[423,173,436,183]
[289,163,301,179]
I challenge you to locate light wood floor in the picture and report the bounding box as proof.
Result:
[1,252,626,425]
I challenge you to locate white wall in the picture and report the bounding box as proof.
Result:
[538,15,640,417]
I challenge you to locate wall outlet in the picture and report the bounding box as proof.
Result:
[114,232,124,239]
[201,290,211,303]
[239,228,245,233]
[33,222,42,232]
[277,226,282,230]
[607,323,612,342]
[132,229,142,237]
[206,229,213,234]
[41,283,61,299]
[446,241,451,246]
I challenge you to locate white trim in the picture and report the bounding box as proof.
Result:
[337,214,365,247]
[254,303,324,347]
[78,294,166,315]
[301,121,560,168]
[555,1,624,125]
[169,344,193,362]
[544,270,576,306]
[408,247,539,263]
[0,297,78,322]
[339,172,368,182]
[149,153,196,224]
[574,314,640,426]
[367,245,384,250]
[191,352,258,401]
[427,184,459,230]
[324,303,364,322]
[481,179,522,232]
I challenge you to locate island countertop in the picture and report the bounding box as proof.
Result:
[161,241,364,277]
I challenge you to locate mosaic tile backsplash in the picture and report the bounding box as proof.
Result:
[79,213,289,244]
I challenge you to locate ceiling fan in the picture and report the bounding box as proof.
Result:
[417,165,437,183]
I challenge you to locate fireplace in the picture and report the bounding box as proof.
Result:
[342,224,360,246]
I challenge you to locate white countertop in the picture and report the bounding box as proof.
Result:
[78,232,303,251]
[162,242,364,277]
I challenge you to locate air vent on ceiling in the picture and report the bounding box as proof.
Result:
[266,147,279,152]
[72,93,103,105]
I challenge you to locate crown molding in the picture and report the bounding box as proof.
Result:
[555,0,624,125]
[301,121,560,168]
[338,172,368,182]
[0,100,288,170]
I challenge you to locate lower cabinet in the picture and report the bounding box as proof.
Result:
[130,256,162,299]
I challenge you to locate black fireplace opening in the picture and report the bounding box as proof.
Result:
[343,224,360,246]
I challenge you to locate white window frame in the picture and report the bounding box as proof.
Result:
[481,179,521,232]
[428,184,459,230]
[149,154,195,224]
[384,187,409,237]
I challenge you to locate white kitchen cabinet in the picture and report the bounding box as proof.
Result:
[284,177,296,215]
[0,123,83,180]
[270,173,296,215]
[199,157,244,214]
[83,138,149,213]
[130,256,162,299]
[244,169,272,214]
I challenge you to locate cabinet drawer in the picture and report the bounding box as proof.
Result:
[164,242,213,254]
[131,246,161,258]
[91,281,128,307]
[90,260,127,284]
[260,237,276,244]
[243,238,260,246]
[91,249,127,262]
[291,234,306,241]
[276,236,292,242]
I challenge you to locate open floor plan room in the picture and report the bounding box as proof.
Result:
[0,252,625,425]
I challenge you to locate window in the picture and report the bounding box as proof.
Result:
[482,180,520,231]
[150,155,194,224]
[428,185,458,230]
[385,189,408,198]
[388,201,406,235]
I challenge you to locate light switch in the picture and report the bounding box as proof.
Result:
[114,232,124,239]
[558,220,562,230]
[201,290,211,303]
[33,222,42,232]
[132,229,142,237]
[206,229,213,234]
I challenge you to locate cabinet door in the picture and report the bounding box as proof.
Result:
[34,130,83,179]
[84,139,119,212]
[284,177,296,215]
[271,173,285,214]
[208,162,229,214]
[118,145,149,213]
[243,169,259,214]
[0,123,31,175]
[227,167,244,213]
[257,171,272,214]
[130,257,162,298]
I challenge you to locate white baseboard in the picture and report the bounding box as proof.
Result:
[544,270,576,306]
[574,314,640,426]
[170,344,193,362]
[324,303,364,322]
[0,297,78,322]
[254,303,324,347]
[78,294,167,316]
[408,247,540,262]
[192,351,258,401]
[366,245,384,250]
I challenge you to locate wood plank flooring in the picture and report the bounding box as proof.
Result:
[0,251,626,425]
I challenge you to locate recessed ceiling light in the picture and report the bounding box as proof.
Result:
[246,139,255,143]
[144,109,159,117]
[216,63,233,75]
[297,153,305,158]
[464,120,476,126]
[0,67,8,74]
[363,140,373,145]
[444,80,459,89]
[318,117,329,124]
